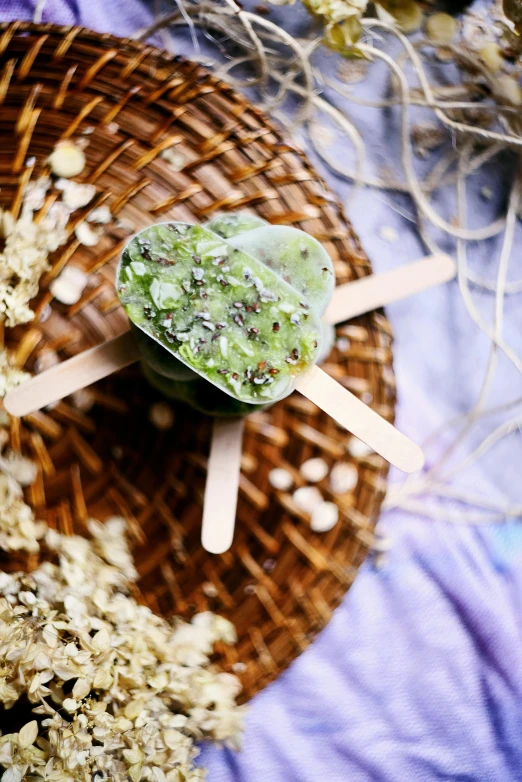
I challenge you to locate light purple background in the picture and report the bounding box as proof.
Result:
[1,2,521,780]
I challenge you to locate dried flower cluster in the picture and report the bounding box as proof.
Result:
[262,0,522,67]
[0,141,109,330]
[0,351,29,399]
[0,449,45,554]
[0,518,244,781]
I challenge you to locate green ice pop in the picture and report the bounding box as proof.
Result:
[205,212,268,238]
[117,223,322,406]
[225,226,335,315]
[207,214,335,361]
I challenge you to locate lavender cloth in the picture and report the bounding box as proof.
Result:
[2,2,522,781]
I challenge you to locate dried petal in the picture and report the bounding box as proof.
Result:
[18,720,38,748]
[48,141,86,178]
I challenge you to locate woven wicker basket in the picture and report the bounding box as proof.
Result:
[0,22,395,702]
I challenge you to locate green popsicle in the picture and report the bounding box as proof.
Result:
[205,212,268,238]
[117,223,322,406]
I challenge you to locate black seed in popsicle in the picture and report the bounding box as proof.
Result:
[157,258,175,266]
[273,322,280,332]
[258,361,267,370]
[165,331,180,346]
[218,368,229,375]
[192,254,201,264]
[233,302,243,309]
[233,314,244,327]
[269,368,279,375]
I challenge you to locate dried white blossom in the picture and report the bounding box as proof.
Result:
[160,148,186,171]
[87,205,112,224]
[49,265,88,305]
[55,178,96,210]
[75,221,101,247]
[293,485,324,512]
[330,462,358,494]
[0,470,45,553]
[148,401,175,430]
[346,436,373,458]
[0,451,38,486]
[310,501,339,532]
[300,457,329,483]
[268,467,294,491]
[0,349,29,398]
[48,140,86,178]
[22,176,51,212]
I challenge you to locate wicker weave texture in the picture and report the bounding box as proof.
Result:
[0,22,395,701]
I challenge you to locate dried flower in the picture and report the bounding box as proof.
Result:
[0,164,102,328]
[377,0,423,33]
[0,520,244,781]
[148,401,175,430]
[310,500,339,532]
[47,141,86,178]
[49,265,88,305]
[0,349,29,398]
[425,12,458,44]
[300,457,329,483]
[304,0,367,23]
[293,485,324,511]
[75,221,101,247]
[330,462,358,494]
[55,178,96,210]
[0,468,45,552]
[324,17,363,52]
[87,205,112,224]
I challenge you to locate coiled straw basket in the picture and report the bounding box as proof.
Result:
[0,22,395,701]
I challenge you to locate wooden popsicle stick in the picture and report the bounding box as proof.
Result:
[4,330,140,418]
[324,253,455,325]
[296,365,424,473]
[202,417,244,554]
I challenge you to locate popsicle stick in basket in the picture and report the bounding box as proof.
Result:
[325,253,455,325]
[296,365,424,473]
[202,417,244,554]
[3,330,140,418]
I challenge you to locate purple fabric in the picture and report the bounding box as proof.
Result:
[2,2,522,780]
[0,0,153,34]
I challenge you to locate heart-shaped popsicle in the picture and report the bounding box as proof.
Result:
[118,222,323,405]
